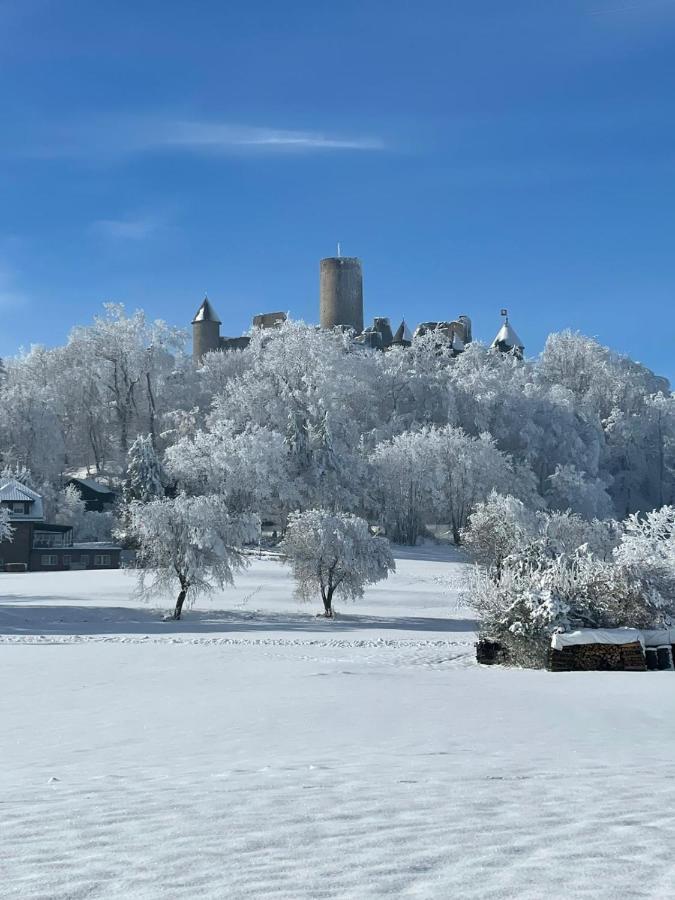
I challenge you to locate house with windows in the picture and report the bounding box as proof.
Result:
[0,480,121,572]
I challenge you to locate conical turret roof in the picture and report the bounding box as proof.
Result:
[491,321,524,352]
[392,319,413,344]
[192,296,221,325]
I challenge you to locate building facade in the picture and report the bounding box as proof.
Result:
[0,480,121,572]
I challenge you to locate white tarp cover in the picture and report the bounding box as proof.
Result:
[551,628,644,650]
[641,629,675,647]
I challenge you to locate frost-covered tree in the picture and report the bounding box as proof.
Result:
[371,425,535,545]
[0,506,13,543]
[68,304,187,461]
[0,464,35,487]
[538,510,620,560]
[280,509,395,617]
[370,428,444,545]
[546,463,613,520]
[614,506,675,605]
[53,484,87,528]
[166,420,293,516]
[127,494,260,620]
[463,492,538,577]
[125,434,165,504]
[433,426,536,543]
[212,322,375,514]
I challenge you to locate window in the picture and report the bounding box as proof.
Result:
[41,554,58,566]
[62,555,71,567]
[11,502,27,514]
[94,554,111,566]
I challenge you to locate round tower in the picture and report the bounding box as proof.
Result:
[192,296,222,363]
[319,257,364,334]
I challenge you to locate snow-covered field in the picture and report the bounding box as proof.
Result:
[3,548,675,899]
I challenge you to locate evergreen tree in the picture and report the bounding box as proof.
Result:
[124,435,165,504]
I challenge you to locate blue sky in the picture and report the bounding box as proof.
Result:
[1,0,675,381]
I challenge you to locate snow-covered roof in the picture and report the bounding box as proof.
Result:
[192,297,221,324]
[0,480,39,502]
[491,321,524,351]
[0,480,44,519]
[551,628,644,650]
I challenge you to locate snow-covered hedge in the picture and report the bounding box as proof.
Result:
[467,498,675,668]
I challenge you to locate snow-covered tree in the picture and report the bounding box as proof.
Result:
[614,506,675,605]
[68,303,187,460]
[125,434,165,504]
[538,510,620,560]
[166,420,293,516]
[53,484,87,528]
[369,428,444,545]
[280,509,395,617]
[463,492,538,576]
[127,494,260,620]
[546,463,613,520]
[0,463,35,487]
[0,506,13,544]
[212,321,375,514]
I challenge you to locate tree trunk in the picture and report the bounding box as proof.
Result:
[173,589,187,620]
[322,589,333,618]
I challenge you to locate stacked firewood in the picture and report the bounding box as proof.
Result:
[475,639,508,665]
[549,641,646,672]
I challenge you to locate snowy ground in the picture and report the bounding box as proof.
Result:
[2,548,675,899]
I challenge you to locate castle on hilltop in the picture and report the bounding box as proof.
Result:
[191,255,524,362]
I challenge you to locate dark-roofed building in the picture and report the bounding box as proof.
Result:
[0,479,121,572]
[66,477,118,512]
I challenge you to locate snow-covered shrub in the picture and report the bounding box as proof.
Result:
[472,536,671,668]
[538,509,620,560]
[126,494,260,620]
[463,492,538,576]
[614,506,675,606]
[280,509,395,617]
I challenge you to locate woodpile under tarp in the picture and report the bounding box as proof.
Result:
[641,629,675,671]
[548,629,647,672]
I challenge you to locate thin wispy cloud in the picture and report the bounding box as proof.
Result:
[91,216,162,241]
[11,116,387,162]
[164,122,385,152]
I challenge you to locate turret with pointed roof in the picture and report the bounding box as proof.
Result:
[192,296,221,325]
[192,295,222,363]
[392,319,413,347]
[491,311,524,358]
